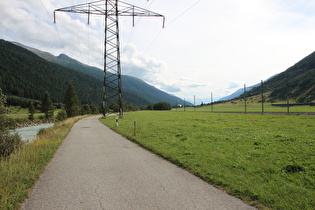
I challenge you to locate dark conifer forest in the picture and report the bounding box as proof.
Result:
[0,39,102,105]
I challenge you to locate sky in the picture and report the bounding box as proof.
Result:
[1,0,315,104]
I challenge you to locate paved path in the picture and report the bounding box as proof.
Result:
[22,115,256,209]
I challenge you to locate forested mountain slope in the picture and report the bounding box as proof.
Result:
[0,39,149,106]
[13,42,188,106]
[244,51,315,102]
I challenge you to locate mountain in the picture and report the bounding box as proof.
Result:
[13,41,189,106]
[218,75,277,101]
[57,53,82,64]
[0,39,103,105]
[0,39,187,107]
[218,52,315,103]
[0,40,151,107]
[244,52,315,103]
[218,83,259,101]
[12,42,111,80]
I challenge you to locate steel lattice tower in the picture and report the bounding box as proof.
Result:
[54,0,165,118]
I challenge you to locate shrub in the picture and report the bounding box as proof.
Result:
[37,128,46,136]
[0,130,21,158]
[7,118,17,129]
[56,108,67,121]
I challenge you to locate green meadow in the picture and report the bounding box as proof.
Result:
[175,101,315,113]
[6,106,61,119]
[100,111,315,209]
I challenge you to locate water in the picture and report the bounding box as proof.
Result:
[10,123,54,142]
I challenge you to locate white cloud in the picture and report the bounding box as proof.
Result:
[121,44,166,81]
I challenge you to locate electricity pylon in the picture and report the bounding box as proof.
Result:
[54,0,165,118]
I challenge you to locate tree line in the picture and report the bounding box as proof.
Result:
[28,82,101,122]
[26,82,173,122]
[110,101,172,112]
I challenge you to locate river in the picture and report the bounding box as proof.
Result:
[10,123,54,142]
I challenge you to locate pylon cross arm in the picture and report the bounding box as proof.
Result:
[54,0,165,27]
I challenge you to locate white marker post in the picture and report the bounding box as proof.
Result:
[116,117,118,127]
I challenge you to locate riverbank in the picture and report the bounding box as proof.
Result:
[15,120,55,129]
[0,115,87,209]
[11,123,55,141]
[7,117,55,130]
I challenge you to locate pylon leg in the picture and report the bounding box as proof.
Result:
[103,0,123,118]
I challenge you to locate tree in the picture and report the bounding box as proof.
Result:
[0,88,8,132]
[153,102,172,110]
[81,104,91,115]
[41,91,54,120]
[110,101,127,113]
[64,82,80,117]
[90,103,100,114]
[28,102,36,121]
[147,104,153,110]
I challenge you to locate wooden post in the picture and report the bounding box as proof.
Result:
[244,84,247,113]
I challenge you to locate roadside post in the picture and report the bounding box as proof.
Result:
[116,117,118,127]
[133,121,136,136]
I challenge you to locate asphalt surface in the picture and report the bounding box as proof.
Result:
[22,115,256,209]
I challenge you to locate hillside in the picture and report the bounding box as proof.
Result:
[239,52,315,103]
[219,75,278,101]
[0,39,148,106]
[219,83,259,101]
[13,42,189,106]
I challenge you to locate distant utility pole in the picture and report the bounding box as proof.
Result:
[194,95,195,112]
[244,84,247,113]
[211,92,213,112]
[184,98,186,112]
[261,80,264,114]
[286,77,290,114]
[54,0,165,118]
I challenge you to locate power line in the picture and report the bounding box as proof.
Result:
[38,0,65,50]
[144,29,163,53]
[165,0,202,28]
[38,0,52,20]
[144,0,202,53]
[146,0,156,9]
[122,0,157,55]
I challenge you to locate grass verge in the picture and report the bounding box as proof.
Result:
[0,115,86,209]
[100,111,315,209]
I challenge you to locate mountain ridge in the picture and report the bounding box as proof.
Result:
[244,51,315,103]
[218,75,278,101]
[12,41,189,106]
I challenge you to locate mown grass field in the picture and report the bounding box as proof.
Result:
[6,106,61,119]
[0,116,86,209]
[175,101,315,113]
[100,111,315,209]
